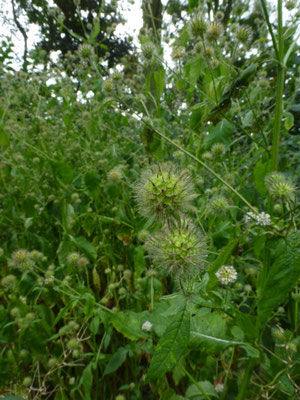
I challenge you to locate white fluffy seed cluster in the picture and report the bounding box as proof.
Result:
[216,265,237,285]
[141,320,152,332]
[245,211,271,226]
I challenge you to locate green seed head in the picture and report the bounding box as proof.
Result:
[211,143,226,159]
[135,163,197,224]
[141,42,156,60]
[145,219,207,279]
[265,172,295,199]
[236,26,253,44]
[189,14,208,38]
[1,274,16,287]
[67,252,80,265]
[209,196,229,215]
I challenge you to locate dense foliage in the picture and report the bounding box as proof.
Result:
[0,0,300,399]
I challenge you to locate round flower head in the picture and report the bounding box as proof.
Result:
[265,172,295,200]
[141,42,156,60]
[189,14,208,38]
[135,163,197,224]
[141,320,153,332]
[11,249,34,271]
[207,22,224,41]
[145,219,207,279]
[209,196,229,216]
[78,44,94,60]
[235,26,253,45]
[211,143,226,159]
[216,265,237,285]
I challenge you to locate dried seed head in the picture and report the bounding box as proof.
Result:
[145,219,207,279]
[135,163,197,224]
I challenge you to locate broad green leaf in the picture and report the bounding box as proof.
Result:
[233,310,258,340]
[190,311,227,354]
[186,380,217,399]
[147,301,190,381]
[153,66,165,100]
[103,347,129,376]
[80,362,94,400]
[109,311,148,340]
[204,119,235,147]
[2,397,26,400]
[185,55,203,85]
[52,161,73,184]
[69,235,97,261]
[257,232,300,329]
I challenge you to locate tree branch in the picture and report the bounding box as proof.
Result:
[11,0,28,70]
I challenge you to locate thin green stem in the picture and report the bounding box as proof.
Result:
[236,358,256,400]
[260,0,279,59]
[270,0,285,174]
[179,364,211,400]
[147,122,257,213]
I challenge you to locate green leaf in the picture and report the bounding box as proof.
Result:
[84,170,100,192]
[133,246,146,277]
[69,235,97,261]
[284,112,294,130]
[147,301,190,381]
[204,119,235,147]
[57,238,73,266]
[185,55,203,85]
[257,232,300,329]
[52,161,73,184]
[186,381,217,399]
[103,347,129,376]
[253,158,270,196]
[153,66,165,101]
[80,362,94,400]
[0,125,9,147]
[2,397,26,400]
[109,311,148,340]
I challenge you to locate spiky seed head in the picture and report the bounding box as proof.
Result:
[211,143,226,158]
[236,26,253,44]
[189,14,208,38]
[102,79,114,93]
[1,274,16,287]
[79,44,94,59]
[211,58,220,69]
[135,163,197,224]
[207,22,224,41]
[215,11,224,21]
[202,45,214,58]
[67,252,80,265]
[11,249,34,270]
[145,219,207,279]
[265,172,295,199]
[215,265,237,285]
[108,167,123,182]
[202,151,213,160]
[209,196,229,215]
[141,42,156,60]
